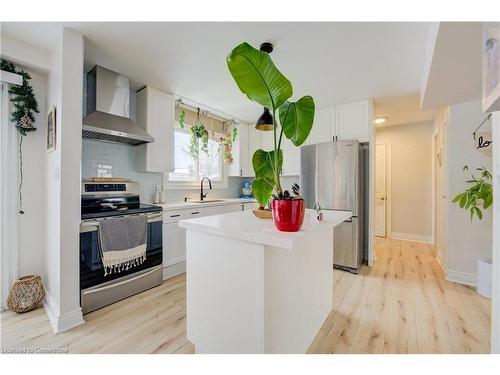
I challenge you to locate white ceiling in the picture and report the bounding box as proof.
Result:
[1,22,433,123]
[374,92,436,127]
[420,22,483,109]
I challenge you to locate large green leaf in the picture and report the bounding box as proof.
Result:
[252,149,283,179]
[252,178,274,207]
[279,96,315,146]
[227,42,293,110]
[251,149,283,206]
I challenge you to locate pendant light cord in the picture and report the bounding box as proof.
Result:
[18,135,24,215]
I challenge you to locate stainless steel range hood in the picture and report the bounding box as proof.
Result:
[83,66,154,145]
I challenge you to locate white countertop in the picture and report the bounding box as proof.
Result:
[159,198,257,211]
[179,209,352,249]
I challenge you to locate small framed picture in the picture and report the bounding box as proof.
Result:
[47,106,56,152]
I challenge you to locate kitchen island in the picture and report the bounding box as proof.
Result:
[179,209,351,354]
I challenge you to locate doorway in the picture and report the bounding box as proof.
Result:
[433,132,439,255]
[375,142,390,238]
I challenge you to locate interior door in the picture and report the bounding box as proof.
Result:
[375,143,387,237]
[433,133,439,253]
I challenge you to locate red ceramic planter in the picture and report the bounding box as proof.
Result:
[271,199,305,232]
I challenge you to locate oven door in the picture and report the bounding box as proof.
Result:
[79,213,163,291]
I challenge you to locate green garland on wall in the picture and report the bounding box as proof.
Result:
[1,59,39,135]
[1,59,40,215]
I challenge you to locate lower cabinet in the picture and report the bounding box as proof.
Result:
[242,202,260,211]
[162,202,256,280]
[163,223,186,268]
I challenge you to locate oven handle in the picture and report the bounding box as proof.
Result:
[82,265,162,295]
[80,212,162,232]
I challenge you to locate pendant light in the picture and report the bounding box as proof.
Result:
[255,42,274,131]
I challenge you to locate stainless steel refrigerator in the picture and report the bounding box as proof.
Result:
[300,141,367,273]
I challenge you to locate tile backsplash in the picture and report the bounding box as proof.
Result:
[82,139,163,202]
[82,139,249,203]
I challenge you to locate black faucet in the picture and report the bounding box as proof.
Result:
[200,177,212,201]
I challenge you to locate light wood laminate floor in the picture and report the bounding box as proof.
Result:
[1,238,491,354]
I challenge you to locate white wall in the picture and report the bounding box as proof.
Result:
[376,121,434,241]
[491,111,500,353]
[17,71,47,278]
[0,35,51,73]
[43,27,84,332]
[446,99,492,285]
[1,36,48,294]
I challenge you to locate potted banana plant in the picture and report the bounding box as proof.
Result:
[227,42,315,232]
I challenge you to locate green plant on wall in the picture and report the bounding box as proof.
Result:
[452,165,493,221]
[227,43,315,206]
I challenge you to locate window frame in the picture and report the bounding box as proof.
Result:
[165,122,228,190]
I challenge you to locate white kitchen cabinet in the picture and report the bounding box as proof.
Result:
[162,207,201,279]
[239,125,252,177]
[229,123,253,177]
[136,86,175,172]
[260,129,274,151]
[334,99,371,142]
[306,99,372,145]
[281,137,300,176]
[163,222,186,267]
[245,125,261,177]
[222,203,242,213]
[242,202,260,211]
[308,107,333,145]
[162,202,255,280]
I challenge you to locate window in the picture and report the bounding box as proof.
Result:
[168,125,226,186]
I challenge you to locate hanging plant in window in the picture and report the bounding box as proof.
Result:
[1,59,40,215]
[178,109,186,129]
[187,108,209,160]
[219,121,238,165]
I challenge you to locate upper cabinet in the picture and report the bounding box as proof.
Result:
[233,124,301,177]
[238,124,253,177]
[136,86,175,172]
[307,99,373,145]
[334,100,371,142]
[229,122,252,177]
[308,107,333,145]
[260,129,274,151]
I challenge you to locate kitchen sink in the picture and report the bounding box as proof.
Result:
[191,199,226,203]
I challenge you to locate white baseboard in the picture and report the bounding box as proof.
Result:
[435,250,447,276]
[447,269,476,287]
[43,292,84,334]
[163,261,186,280]
[390,232,433,244]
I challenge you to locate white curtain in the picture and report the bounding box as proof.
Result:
[0,82,19,311]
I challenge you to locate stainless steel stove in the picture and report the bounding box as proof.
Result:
[80,181,163,314]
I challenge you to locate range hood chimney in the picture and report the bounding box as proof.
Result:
[82,66,154,145]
